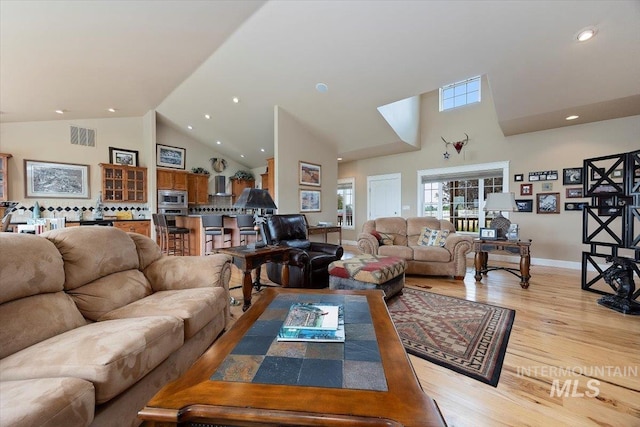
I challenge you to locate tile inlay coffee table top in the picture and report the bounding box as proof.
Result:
[139,288,446,427]
[210,293,388,391]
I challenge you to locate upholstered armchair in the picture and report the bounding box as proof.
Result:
[263,214,344,288]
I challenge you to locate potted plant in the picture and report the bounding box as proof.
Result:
[230,170,255,181]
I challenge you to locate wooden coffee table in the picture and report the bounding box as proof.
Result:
[138,288,446,427]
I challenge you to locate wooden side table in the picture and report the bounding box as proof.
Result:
[307,225,342,245]
[473,239,532,288]
[216,245,290,311]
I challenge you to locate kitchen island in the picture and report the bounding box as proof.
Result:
[175,215,247,256]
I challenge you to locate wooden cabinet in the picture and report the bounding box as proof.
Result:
[157,169,188,191]
[100,164,147,203]
[113,220,151,237]
[188,173,209,205]
[231,179,255,202]
[263,157,275,199]
[0,153,11,202]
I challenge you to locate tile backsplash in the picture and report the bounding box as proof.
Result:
[9,202,149,222]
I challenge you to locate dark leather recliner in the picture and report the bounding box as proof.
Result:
[263,214,343,289]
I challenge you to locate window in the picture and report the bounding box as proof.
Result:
[417,162,510,233]
[337,178,355,229]
[439,76,481,111]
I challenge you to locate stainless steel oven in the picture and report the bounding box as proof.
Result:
[158,207,188,216]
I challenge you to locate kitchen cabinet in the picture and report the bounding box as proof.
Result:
[188,173,210,205]
[0,153,11,202]
[262,157,275,199]
[231,178,255,203]
[157,169,188,191]
[100,164,147,203]
[113,220,151,237]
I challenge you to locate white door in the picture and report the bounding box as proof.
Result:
[367,173,402,219]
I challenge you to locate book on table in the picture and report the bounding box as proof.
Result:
[278,303,345,343]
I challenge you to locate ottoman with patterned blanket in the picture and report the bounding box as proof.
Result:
[328,254,406,299]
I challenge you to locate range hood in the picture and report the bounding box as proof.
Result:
[214,175,232,196]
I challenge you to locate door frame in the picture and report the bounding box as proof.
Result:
[367,173,402,220]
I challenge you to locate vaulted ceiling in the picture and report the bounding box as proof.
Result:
[1,1,639,168]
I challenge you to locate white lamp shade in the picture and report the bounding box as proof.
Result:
[484,192,518,212]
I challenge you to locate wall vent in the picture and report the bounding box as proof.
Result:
[70,126,96,147]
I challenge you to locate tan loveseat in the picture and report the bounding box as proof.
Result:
[0,226,232,427]
[357,217,473,279]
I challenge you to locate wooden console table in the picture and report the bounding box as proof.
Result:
[307,225,342,244]
[473,239,531,288]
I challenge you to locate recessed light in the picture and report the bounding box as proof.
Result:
[315,83,329,93]
[240,154,245,158]
[260,148,265,152]
[337,157,343,161]
[576,28,596,42]
[232,97,239,104]
[204,114,211,119]
[187,125,193,130]
[216,141,221,145]
[107,108,116,113]
[55,109,65,114]
[566,115,579,121]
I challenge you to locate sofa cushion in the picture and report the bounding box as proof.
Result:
[0,233,65,304]
[371,217,408,246]
[0,378,95,427]
[43,227,140,291]
[378,232,394,246]
[0,291,87,359]
[412,245,452,262]
[98,287,226,339]
[128,232,163,270]
[418,227,450,247]
[378,244,413,260]
[67,270,153,321]
[0,316,183,404]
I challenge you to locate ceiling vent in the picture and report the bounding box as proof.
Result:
[70,125,96,147]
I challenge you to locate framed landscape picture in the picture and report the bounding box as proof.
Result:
[536,192,560,214]
[24,160,90,198]
[157,144,186,169]
[299,161,321,187]
[300,189,321,212]
[515,199,533,212]
[109,147,138,166]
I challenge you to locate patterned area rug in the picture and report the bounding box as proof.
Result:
[387,287,515,387]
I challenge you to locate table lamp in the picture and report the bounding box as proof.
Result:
[483,192,518,239]
[233,188,277,249]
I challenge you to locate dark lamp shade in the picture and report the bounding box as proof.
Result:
[233,188,277,210]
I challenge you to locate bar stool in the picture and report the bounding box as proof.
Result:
[152,214,166,252]
[202,214,232,254]
[236,214,258,246]
[157,214,190,256]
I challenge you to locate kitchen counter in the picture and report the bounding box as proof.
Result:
[174,214,244,256]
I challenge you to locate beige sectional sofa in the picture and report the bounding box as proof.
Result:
[357,217,473,279]
[0,226,232,427]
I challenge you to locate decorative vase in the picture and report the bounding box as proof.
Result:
[32,201,40,219]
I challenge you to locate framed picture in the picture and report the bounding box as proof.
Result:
[596,196,631,216]
[542,182,553,191]
[109,147,138,166]
[299,161,321,186]
[479,227,498,240]
[514,174,524,182]
[520,183,533,196]
[24,160,90,198]
[565,202,588,211]
[563,167,583,185]
[536,192,560,214]
[300,189,321,212]
[156,144,186,169]
[566,187,583,198]
[515,199,533,212]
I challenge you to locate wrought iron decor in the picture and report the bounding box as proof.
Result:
[581,150,640,302]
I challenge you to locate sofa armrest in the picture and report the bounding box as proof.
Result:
[357,233,379,254]
[288,248,310,268]
[443,234,473,254]
[309,242,344,259]
[144,254,232,293]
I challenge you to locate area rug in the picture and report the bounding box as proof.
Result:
[387,287,515,387]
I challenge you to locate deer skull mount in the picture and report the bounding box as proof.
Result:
[441,133,469,157]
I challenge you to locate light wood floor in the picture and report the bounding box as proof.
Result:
[226,248,640,427]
